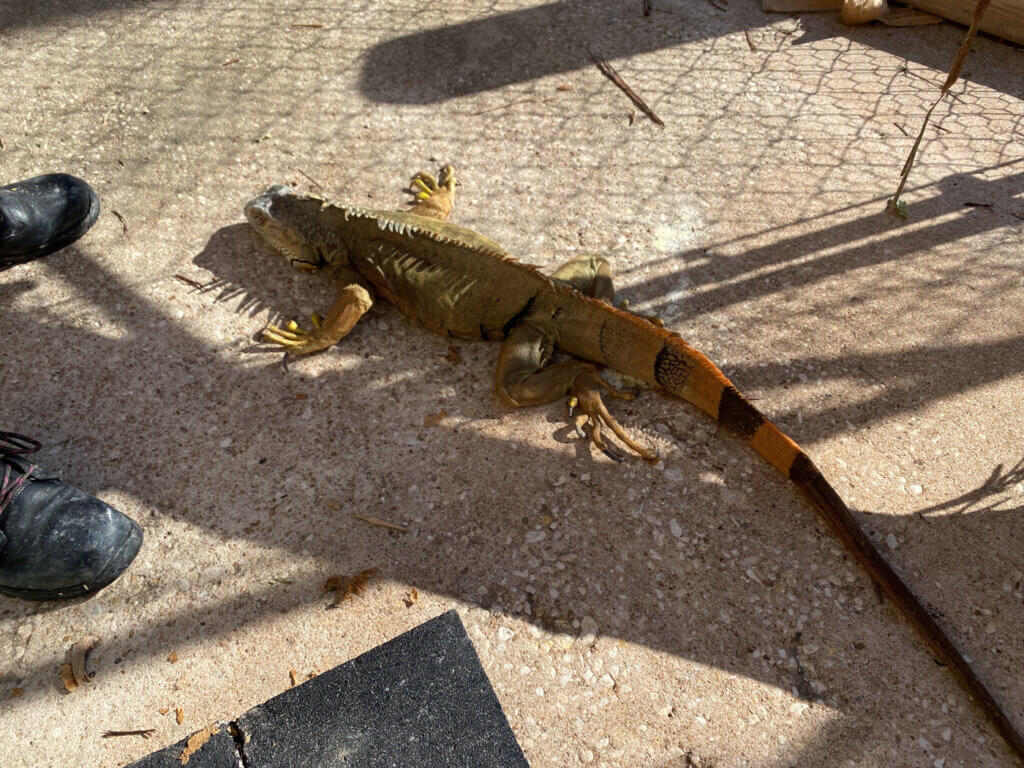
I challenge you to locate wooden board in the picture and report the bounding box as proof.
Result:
[901,0,1024,44]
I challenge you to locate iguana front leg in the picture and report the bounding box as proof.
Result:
[494,319,658,463]
[263,267,374,356]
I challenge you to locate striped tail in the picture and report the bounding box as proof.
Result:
[589,307,1024,760]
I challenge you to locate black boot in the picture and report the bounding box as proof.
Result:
[0,432,142,601]
[0,174,100,268]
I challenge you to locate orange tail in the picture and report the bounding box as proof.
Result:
[588,307,1024,761]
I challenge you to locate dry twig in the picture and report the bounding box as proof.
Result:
[111,209,129,236]
[351,513,410,533]
[887,0,990,217]
[103,729,155,739]
[589,51,664,127]
[297,168,325,190]
[174,273,206,290]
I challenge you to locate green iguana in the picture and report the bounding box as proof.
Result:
[244,166,1023,761]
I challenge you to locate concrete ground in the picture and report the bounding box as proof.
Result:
[1,1,1022,766]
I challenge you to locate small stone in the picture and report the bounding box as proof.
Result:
[985,623,996,634]
[886,533,899,550]
[219,438,233,448]
[790,702,809,716]
[933,759,945,768]
[918,736,931,751]
[525,530,546,544]
[497,627,515,642]
[941,728,951,742]
[580,749,595,763]
[16,625,32,643]
[535,686,545,696]
[669,519,682,538]
[908,484,923,495]
[579,616,598,644]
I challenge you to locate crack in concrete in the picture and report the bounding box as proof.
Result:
[228,721,250,768]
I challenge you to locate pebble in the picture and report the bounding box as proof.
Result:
[669,519,682,538]
[886,533,899,550]
[16,625,32,643]
[909,484,923,495]
[525,530,547,544]
[933,760,945,768]
[942,728,951,742]
[579,616,598,644]
[497,627,515,642]
[219,437,233,448]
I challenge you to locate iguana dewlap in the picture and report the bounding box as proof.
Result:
[244,167,1023,762]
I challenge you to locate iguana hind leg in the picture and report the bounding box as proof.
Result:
[263,268,374,356]
[550,254,662,327]
[494,318,658,463]
[407,165,456,221]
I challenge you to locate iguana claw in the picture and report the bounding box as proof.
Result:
[569,370,660,464]
[409,166,456,200]
[262,315,333,355]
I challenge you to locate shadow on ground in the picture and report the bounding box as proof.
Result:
[356,0,1024,104]
[1,182,1022,765]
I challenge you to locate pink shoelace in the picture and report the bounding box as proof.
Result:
[0,431,40,515]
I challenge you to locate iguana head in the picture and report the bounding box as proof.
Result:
[244,186,329,271]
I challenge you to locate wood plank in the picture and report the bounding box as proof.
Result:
[900,0,1024,45]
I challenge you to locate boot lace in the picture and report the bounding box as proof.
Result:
[0,431,40,514]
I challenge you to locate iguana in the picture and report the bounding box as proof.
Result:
[244,166,1023,761]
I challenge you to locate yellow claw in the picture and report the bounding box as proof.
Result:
[311,314,323,329]
[416,191,430,200]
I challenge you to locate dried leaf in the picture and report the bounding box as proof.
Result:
[326,567,377,607]
[351,513,410,533]
[325,499,342,511]
[404,587,419,607]
[168,651,179,663]
[10,687,23,697]
[179,723,219,764]
[323,575,345,592]
[423,410,448,427]
[176,707,185,725]
[59,663,78,692]
[158,706,170,715]
[289,669,299,687]
[556,84,574,91]
[444,345,462,364]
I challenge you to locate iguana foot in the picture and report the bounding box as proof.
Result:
[409,165,456,200]
[568,370,660,464]
[262,314,334,355]
[618,299,664,328]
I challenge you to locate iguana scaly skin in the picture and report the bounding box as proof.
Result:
[244,167,1023,761]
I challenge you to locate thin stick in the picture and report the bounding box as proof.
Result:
[174,273,206,290]
[111,209,129,236]
[351,513,410,533]
[297,168,325,190]
[103,729,155,739]
[744,29,757,52]
[886,0,990,217]
[589,52,664,127]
